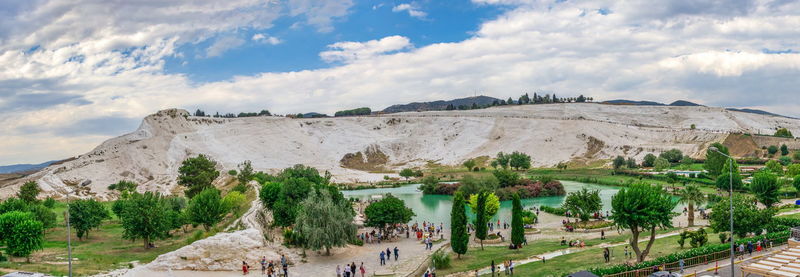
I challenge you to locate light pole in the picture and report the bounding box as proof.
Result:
[65,188,73,277]
[710,146,734,277]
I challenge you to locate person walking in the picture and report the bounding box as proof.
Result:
[242,261,249,275]
[491,260,496,276]
[282,262,288,277]
[679,258,685,273]
[603,248,610,263]
[261,257,267,275]
[508,259,514,275]
[600,230,605,240]
[267,260,274,277]
[379,251,386,265]
[360,262,366,277]
[350,262,356,276]
[336,265,342,277]
[386,248,392,261]
[394,247,399,261]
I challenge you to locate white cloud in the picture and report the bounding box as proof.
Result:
[252,33,282,45]
[205,36,246,57]
[392,3,427,18]
[2,0,800,164]
[320,35,413,63]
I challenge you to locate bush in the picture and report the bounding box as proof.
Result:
[431,250,451,269]
[768,145,779,155]
[539,205,566,216]
[42,197,56,209]
[228,170,238,176]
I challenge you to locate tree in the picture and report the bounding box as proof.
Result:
[457,175,498,197]
[118,192,172,249]
[511,193,524,248]
[29,204,57,230]
[626,158,638,169]
[69,199,110,240]
[704,143,730,177]
[562,188,602,222]
[5,219,43,262]
[716,172,744,191]
[187,188,226,231]
[399,168,416,180]
[508,152,531,170]
[178,154,220,198]
[237,160,254,186]
[492,169,520,187]
[751,171,780,207]
[474,191,489,250]
[788,164,800,177]
[610,183,676,262]
[653,157,670,171]
[612,156,625,170]
[259,182,282,209]
[0,211,34,244]
[780,156,793,166]
[295,190,356,255]
[659,149,684,163]
[364,194,414,233]
[495,152,511,169]
[680,155,694,167]
[469,192,500,219]
[768,145,779,155]
[222,191,247,215]
[709,195,773,237]
[794,175,800,197]
[643,154,657,167]
[450,192,469,258]
[677,185,705,227]
[462,159,477,171]
[775,128,793,138]
[108,180,138,193]
[765,160,784,174]
[781,144,790,156]
[17,181,40,203]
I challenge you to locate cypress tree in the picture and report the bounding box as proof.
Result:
[511,193,524,248]
[474,191,489,250]
[450,191,469,258]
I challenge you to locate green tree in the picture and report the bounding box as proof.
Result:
[794,151,800,161]
[456,175,499,197]
[680,155,694,167]
[793,175,800,197]
[775,128,793,138]
[780,156,793,166]
[187,188,226,231]
[364,194,414,233]
[0,198,28,215]
[399,168,416,180]
[610,183,676,262]
[450,191,468,258]
[612,156,625,170]
[469,192,500,219]
[295,190,356,255]
[510,193,524,247]
[5,219,44,262]
[677,184,705,227]
[716,172,744,191]
[562,188,602,222]
[492,169,520,187]
[704,143,730,177]
[781,144,790,156]
[222,191,247,215]
[626,157,638,169]
[178,154,220,198]
[653,157,670,171]
[474,191,489,250]
[259,182,282,209]
[768,145,779,155]
[643,154,657,167]
[709,195,773,237]
[765,160,784,174]
[17,181,40,203]
[108,180,138,192]
[420,176,439,194]
[29,204,57,230]
[495,152,511,169]
[0,211,34,244]
[508,151,531,170]
[462,159,477,171]
[69,199,110,240]
[659,149,684,163]
[237,160,254,186]
[751,171,780,207]
[118,192,172,249]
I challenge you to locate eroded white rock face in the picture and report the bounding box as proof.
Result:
[145,229,284,271]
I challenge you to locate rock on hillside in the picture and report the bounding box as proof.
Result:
[2,104,800,200]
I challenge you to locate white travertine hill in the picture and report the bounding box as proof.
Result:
[3,103,800,200]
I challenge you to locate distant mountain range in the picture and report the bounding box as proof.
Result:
[602,99,792,118]
[381,96,500,113]
[0,160,58,174]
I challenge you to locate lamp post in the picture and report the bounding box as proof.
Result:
[710,146,734,277]
[65,188,73,277]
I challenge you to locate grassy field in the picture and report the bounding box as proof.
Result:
[0,186,255,276]
[527,168,721,194]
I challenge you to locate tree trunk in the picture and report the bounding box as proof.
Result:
[630,228,643,262]
[688,202,695,227]
[325,246,330,256]
[480,239,484,250]
[143,238,150,249]
[639,226,658,262]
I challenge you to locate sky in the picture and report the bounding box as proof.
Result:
[1,0,800,165]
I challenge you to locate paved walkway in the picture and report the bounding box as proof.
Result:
[676,245,787,277]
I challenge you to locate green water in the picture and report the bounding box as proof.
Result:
[343,181,683,228]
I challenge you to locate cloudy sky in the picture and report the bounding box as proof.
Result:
[1,0,799,165]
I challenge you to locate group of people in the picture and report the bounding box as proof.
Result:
[336,262,366,277]
[489,259,515,275]
[379,246,400,265]
[737,238,771,257]
[560,237,586,248]
[241,255,289,276]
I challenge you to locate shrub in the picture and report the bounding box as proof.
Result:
[539,205,566,216]
[228,170,238,176]
[431,250,451,269]
[42,197,56,209]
